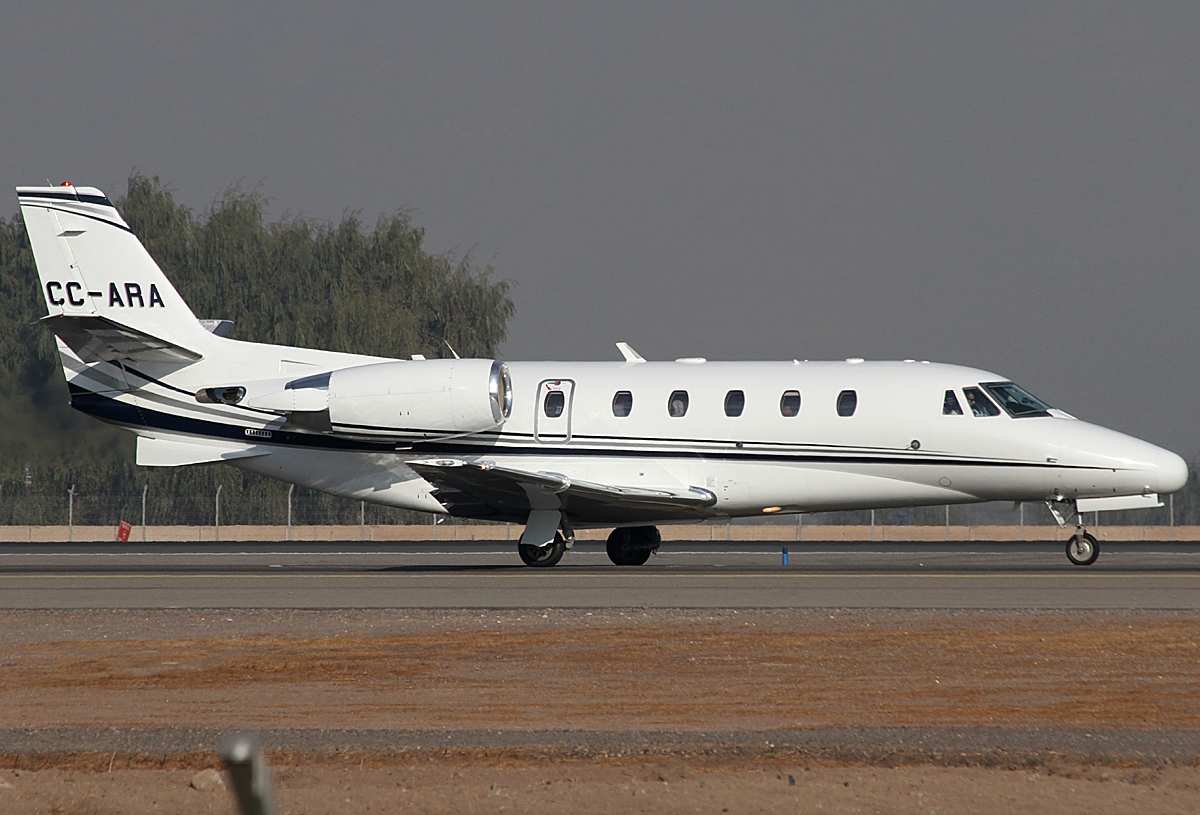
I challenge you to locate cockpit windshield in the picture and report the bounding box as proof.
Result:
[981,382,1052,418]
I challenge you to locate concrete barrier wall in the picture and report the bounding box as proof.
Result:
[2,524,1197,543]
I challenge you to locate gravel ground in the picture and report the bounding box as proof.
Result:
[3,607,1198,813]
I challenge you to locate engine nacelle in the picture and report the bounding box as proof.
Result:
[326,358,511,440]
[198,358,512,441]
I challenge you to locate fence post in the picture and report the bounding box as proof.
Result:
[870,509,875,542]
[1019,502,1024,541]
[215,485,222,543]
[797,512,802,542]
[67,485,74,543]
[141,484,148,542]
[1170,493,1175,542]
[360,501,365,541]
[945,505,950,541]
[287,484,294,541]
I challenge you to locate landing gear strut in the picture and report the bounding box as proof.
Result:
[606,526,660,566]
[1048,500,1100,567]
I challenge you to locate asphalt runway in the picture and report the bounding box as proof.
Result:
[2,539,1199,609]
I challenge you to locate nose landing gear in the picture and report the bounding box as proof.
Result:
[1047,500,1101,566]
[1066,530,1100,566]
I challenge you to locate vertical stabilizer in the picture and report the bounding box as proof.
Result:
[18,184,212,357]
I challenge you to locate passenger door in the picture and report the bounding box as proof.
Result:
[534,379,575,444]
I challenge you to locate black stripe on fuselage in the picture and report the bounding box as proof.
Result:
[68,386,1100,470]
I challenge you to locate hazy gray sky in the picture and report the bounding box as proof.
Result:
[3,3,1199,453]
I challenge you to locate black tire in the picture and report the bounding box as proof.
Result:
[1066,532,1099,566]
[519,533,567,567]
[606,526,660,566]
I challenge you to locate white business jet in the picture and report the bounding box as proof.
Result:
[18,183,1189,567]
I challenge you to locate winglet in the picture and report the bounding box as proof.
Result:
[615,342,645,363]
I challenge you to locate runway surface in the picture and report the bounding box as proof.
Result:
[2,539,1199,609]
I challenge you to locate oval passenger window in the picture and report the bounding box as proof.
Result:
[724,390,745,417]
[780,390,800,417]
[668,390,689,418]
[612,390,633,417]
[837,390,857,417]
[544,390,565,418]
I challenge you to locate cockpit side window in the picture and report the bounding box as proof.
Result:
[942,390,963,415]
[981,381,1052,418]
[963,386,1000,417]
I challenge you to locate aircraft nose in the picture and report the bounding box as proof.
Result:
[1157,449,1190,494]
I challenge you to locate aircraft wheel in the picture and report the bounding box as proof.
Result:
[519,534,567,567]
[606,526,660,566]
[1065,532,1099,566]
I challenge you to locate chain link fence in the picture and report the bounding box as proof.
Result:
[0,489,1180,529]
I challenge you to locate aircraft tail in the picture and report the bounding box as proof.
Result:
[18,183,213,365]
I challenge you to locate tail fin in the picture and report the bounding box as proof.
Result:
[18,184,211,364]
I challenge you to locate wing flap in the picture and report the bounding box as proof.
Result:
[42,314,202,364]
[408,458,716,523]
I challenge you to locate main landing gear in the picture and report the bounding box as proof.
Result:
[606,526,661,566]
[519,531,569,568]
[1048,500,1100,567]
[515,524,662,568]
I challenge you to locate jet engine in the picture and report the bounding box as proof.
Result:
[198,358,512,441]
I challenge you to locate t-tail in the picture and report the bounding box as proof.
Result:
[18,183,220,376]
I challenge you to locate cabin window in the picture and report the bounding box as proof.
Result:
[543,390,565,418]
[780,390,801,417]
[836,390,857,417]
[724,390,745,417]
[963,386,1000,417]
[982,382,1052,418]
[612,390,633,417]
[668,390,689,417]
[943,390,963,415]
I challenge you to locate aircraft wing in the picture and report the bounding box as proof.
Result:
[407,458,717,524]
[42,314,202,364]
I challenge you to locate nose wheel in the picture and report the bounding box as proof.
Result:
[1066,531,1100,566]
[1047,500,1102,567]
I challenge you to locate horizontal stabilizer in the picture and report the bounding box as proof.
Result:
[1076,494,1163,513]
[408,458,716,522]
[43,314,202,364]
[136,436,271,467]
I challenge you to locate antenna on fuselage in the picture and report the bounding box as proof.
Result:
[444,341,461,359]
[616,342,646,364]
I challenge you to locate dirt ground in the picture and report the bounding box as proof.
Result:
[2,608,1199,813]
[3,760,1200,815]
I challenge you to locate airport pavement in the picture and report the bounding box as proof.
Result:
[1,540,1199,609]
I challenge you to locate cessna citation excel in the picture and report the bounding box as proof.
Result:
[19,183,1189,567]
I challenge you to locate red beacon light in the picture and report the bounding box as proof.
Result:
[59,181,73,186]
